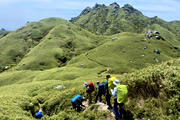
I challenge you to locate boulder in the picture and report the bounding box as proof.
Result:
[156,36,161,40]
[54,85,65,89]
[154,31,160,34]
[143,46,147,49]
[154,50,160,54]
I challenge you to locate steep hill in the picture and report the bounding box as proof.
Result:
[0,18,68,72]
[70,3,180,47]
[14,22,105,70]
[170,20,180,36]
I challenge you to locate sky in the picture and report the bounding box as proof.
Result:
[0,0,180,30]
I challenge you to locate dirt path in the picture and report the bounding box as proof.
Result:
[82,101,115,120]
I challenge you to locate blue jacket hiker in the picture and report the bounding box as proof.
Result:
[95,81,104,103]
[71,94,86,112]
[35,111,44,119]
[104,75,112,109]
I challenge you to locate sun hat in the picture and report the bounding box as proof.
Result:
[84,82,88,86]
[113,79,120,86]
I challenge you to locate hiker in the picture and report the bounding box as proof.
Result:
[71,94,86,112]
[84,81,94,104]
[35,109,44,119]
[104,75,112,109]
[95,81,104,103]
[111,79,128,120]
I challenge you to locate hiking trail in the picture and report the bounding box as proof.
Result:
[82,101,115,120]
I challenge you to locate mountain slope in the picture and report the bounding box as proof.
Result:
[14,21,105,70]
[0,18,68,72]
[70,3,180,47]
[86,32,179,73]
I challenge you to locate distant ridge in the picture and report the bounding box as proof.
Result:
[70,2,179,38]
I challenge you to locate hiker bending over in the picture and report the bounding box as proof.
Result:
[95,81,104,103]
[111,79,128,120]
[104,75,112,109]
[71,94,86,112]
[35,109,44,119]
[84,81,94,104]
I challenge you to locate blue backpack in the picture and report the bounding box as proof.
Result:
[35,112,44,119]
[98,84,104,94]
[71,94,82,108]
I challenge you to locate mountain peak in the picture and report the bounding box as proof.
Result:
[122,4,142,15]
[110,2,120,8]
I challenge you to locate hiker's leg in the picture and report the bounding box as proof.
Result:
[119,103,124,119]
[88,92,92,104]
[114,98,120,118]
[106,93,112,107]
[99,93,102,102]
[95,93,98,103]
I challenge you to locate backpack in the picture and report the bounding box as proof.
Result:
[98,83,104,94]
[71,94,82,108]
[108,77,116,94]
[116,85,128,104]
[88,81,94,92]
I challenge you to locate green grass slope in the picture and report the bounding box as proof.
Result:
[0,18,67,72]
[87,32,179,73]
[0,57,179,119]
[14,21,105,70]
[169,20,180,36]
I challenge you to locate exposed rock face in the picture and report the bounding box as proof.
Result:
[80,7,92,15]
[122,4,142,15]
[156,36,161,40]
[110,2,120,8]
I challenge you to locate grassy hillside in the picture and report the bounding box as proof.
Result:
[14,22,105,70]
[87,32,179,73]
[169,20,180,36]
[0,18,68,72]
[0,57,179,119]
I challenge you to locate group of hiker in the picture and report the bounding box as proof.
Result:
[71,75,128,120]
[34,75,128,120]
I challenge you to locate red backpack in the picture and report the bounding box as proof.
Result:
[88,81,94,92]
